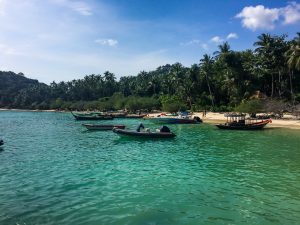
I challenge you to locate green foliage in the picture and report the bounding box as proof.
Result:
[1,33,300,112]
[160,95,186,112]
[235,100,264,113]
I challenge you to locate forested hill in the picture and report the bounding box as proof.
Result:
[0,71,45,107]
[1,33,300,112]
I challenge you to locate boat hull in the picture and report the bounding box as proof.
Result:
[72,112,114,120]
[82,124,125,130]
[113,128,176,138]
[216,120,270,130]
[148,117,201,124]
[124,114,146,119]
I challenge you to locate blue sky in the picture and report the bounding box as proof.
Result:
[0,0,299,83]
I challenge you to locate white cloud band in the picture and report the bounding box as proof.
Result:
[95,39,118,47]
[236,2,300,31]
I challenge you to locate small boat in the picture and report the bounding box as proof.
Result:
[113,129,176,138]
[0,139,3,146]
[113,124,176,138]
[82,124,125,130]
[216,113,271,130]
[71,112,114,120]
[147,116,202,124]
[125,114,146,119]
[111,113,127,118]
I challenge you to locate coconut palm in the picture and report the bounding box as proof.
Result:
[200,54,215,107]
[254,33,275,98]
[286,33,300,105]
[214,41,232,58]
[286,33,300,71]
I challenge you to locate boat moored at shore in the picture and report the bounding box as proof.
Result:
[71,112,114,120]
[216,113,271,130]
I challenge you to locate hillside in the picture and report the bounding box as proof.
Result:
[0,71,41,107]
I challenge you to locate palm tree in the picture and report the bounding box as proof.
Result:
[214,41,232,58]
[286,33,300,105]
[286,33,300,71]
[200,54,215,108]
[254,33,275,98]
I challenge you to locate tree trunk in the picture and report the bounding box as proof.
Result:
[271,73,274,98]
[278,69,282,99]
[289,70,295,107]
[205,73,214,108]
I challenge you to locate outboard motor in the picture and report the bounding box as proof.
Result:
[160,126,171,133]
[194,116,202,123]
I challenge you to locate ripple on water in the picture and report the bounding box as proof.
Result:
[0,112,300,225]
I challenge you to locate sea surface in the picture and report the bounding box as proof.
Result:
[0,111,300,225]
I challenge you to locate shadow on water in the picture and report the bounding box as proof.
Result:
[0,147,4,152]
[112,135,177,145]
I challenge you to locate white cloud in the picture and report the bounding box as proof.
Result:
[95,39,118,47]
[281,1,300,25]
[227,33,238,39]
[201,43,208,50]
[236,5,279,31]
[180,39,201,46]
[210,36,224,44]
[236,2,300,31]
[70,1,92,16]
[51,0,92,16]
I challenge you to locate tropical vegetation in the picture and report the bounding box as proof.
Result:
[0,33,300,113]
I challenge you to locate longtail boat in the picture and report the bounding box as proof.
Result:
[113,128,176,138]
[124,114,146,119]
[146,115,202,124]
[113,124,175,138]
[216,113,271,130]
[82,124,125,130]
[71,112,113,120]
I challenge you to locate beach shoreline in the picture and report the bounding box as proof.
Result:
[194,112,300,130]
[1,108,300,129]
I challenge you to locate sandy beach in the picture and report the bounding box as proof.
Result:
[1,109,300,129]
[194,112,300,130]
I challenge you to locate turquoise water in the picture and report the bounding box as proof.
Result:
[0,111,300,225]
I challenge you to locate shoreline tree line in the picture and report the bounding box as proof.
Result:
[0,33,300,113]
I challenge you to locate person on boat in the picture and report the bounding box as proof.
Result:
[136,123,145,132]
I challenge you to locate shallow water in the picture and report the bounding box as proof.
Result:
[0,111,300,225]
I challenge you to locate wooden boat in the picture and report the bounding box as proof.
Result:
[125,114,146,119]
[111,113,127,118]
[147,116,202,124]
[71,112,113,120]
[82,124,125,130]
[216,113,271,130]
[113,128,176,138]
[0,139,3,146]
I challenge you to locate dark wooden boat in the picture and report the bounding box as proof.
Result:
[113,128,176,138]
[124,114,146,119]
[216,113,271,130]
[111,113,127,118]
[71,112,113,120]
[147,116,202,124]
[82,124,125,130]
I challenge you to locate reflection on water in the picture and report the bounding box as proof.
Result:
[0,111,300,225]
